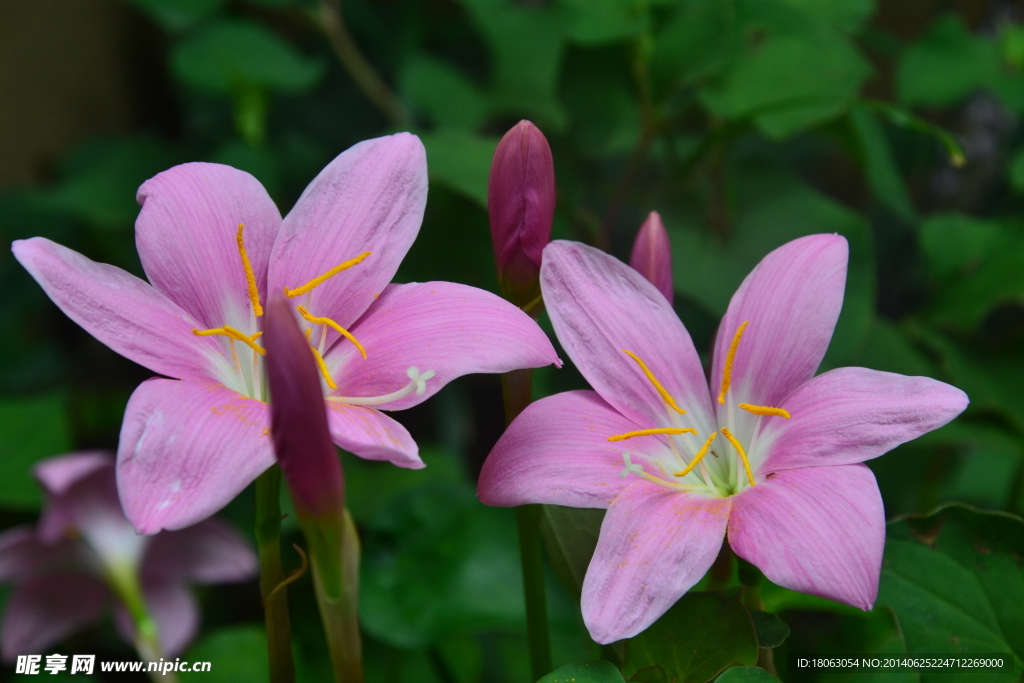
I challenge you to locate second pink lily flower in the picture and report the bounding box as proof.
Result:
[14,133,559,534]
[479,235,968,644]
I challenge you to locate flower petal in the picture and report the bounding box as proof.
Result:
[581,480,731,644]
[541,241,714,430]
[268,133,428,328]
[34,450,114,496]
[478,390,646,508]
[328,281,559,410]
[144,581,199,657]
[136,162,282,329]
[117,378,274,534]
[728,464,884,610]
[12,238,227,382]
[759,368,969,471]
[0,528,84,583]
[1,573,109,662]
[143,518,257,585]
[326,402,422,469]
[711,234,848,410]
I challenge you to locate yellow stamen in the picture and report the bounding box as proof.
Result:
[675,432,717,477]
[193,326,266,356]
[284,252,371,298]
[621,350,685,414]
[309,345,337,390]
[607,427,697,442]
[739,403,790,419]
[296,305,367,359]
[721,427,755,487]
[236,224,263,317]
[718,320,749,404]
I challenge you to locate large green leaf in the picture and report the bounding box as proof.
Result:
[716,667,781,683]
[540,505,605,598]
[878,504,1024,682]
[171,19,324,94]
[847,105,916,221]
[919,213,1004,281]
[539,661,626,683]
[399,55,487,131]
[650,0,737,94]
[557,0,648,45]
[179,625,267,682]
[0,393,72,509]
[623,590,758,683]
[420,131,498,208]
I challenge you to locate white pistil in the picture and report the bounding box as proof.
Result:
[620,452,644,479]
[329,367,436,407]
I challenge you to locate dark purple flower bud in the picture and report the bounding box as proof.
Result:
[263,297,343,518]
[488,120,555,306]
[629,211,673,304]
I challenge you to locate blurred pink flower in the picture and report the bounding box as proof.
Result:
[479,236,968,644]
[13,133,559,534]
[0,452,255,661]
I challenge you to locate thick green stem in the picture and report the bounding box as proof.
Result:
[255,466,296,683]
[502,369,552,680]
[301,507,363,683]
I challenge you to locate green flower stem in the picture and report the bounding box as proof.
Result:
[299,507,363,683]
[502,368,553,680]
[255,466,296,683]
[106,564,177,683]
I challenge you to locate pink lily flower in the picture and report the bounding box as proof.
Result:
[13,133,558,534]
[0,451,255,661]
[478,235,968,644]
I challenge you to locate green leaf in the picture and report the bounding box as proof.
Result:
[898,14,1002,107]
[856,319,933,378]
[715,667,782,682]
[847,105,916,221]
[650,0,738,94]
[400,55,487,131]
[774,0,875,34]
[0,393,71,509]
[748,610,789,649]
[540,505,605,598]
[700,33,871,139]
[170,19,323,94]
[878,504,1024,681]
[919,213,1004,281]
[179,625,267,682]
[1008,146,1024,193]
[562,50,641,158]
[126,0,224,32]
[557,0,649,46]
[623,590,758,683]
[539,660,627,683]
[420,131,498,207]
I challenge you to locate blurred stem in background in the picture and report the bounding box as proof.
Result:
[255,466,296,683]
[108,563,178,683]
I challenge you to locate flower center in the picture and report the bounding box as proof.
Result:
[607,321,791,497]
[188,224,435,405]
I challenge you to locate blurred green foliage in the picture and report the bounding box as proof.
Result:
[3,0,1024,680]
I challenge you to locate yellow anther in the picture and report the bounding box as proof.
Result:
[718,320,749,404]
[739,403,791,419]
[675,432,717,477]
[607,427,697,442]
[721,427,755,487]
[296,305,367,359]
[193,326,266,356]
[236,224,263,317]
[284,252,371,298]
[621,350,685,415]
[309,345,337,390]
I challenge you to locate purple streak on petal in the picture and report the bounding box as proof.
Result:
[264,296,344,517]
[12,238,223,382]
[541,241,714,430]
[729,464,884,610]
[1,573,110,662]
[117,378,275,534]
[143,518,257,585]
[329,281,559,411]
[136,162,282,328]
[760,368,970,471]
[326,402,422,469]
[711,234,848,411]
[34,451,113,496]
[581,480,731,644]
[629,211,673,304]
[488,120,555,294]
[478,390,644,508]
[268,133,428,330]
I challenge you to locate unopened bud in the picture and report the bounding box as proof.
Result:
[629,211,673,304]
[488,120,555,307]
[264,297,343,518]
